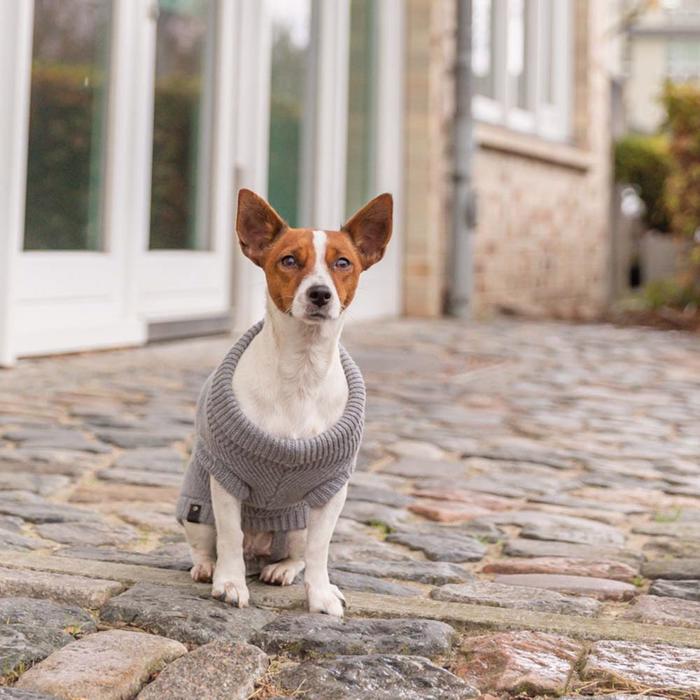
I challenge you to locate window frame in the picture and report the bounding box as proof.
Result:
[472,0,573,144]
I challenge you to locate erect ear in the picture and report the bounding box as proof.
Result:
[236,189,286,266]
[342,193,393,270]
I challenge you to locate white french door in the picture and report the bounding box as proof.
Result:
[7,1,146,358]
[0,0,403,364]
[236,0,404,326]
[135,0,235,325]
[1,0,237,362]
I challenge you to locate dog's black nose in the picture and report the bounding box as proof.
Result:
[308,285,332,307]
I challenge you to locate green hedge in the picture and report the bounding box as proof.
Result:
[24,64,107,250]
[149,74,203,250]
[662,82,700,303]
[23,63,202,251]
[614,133,671,233]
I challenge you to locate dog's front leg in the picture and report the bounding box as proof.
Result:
[304,483,347,617]
[210,476,249,607]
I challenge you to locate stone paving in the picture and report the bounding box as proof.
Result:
[0,318,699,698]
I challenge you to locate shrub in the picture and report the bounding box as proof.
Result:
[614,133,671,232]
[23,63,202,251]
[661,82,700,303]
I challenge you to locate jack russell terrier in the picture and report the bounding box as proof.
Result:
[177,188,392,617]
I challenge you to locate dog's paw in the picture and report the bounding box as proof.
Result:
[190,560,215,583]
[260,558,305,586]
[306,582,346,617]
[212,578,250,607]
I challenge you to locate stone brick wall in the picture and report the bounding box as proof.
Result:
[402,0,612,320]
[402,0,455,317]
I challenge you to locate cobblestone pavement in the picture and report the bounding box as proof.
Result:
[1,318,699,699]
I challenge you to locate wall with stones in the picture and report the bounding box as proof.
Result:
[402,0,456,317]
[402,0,612,320]
[472,0,612,320]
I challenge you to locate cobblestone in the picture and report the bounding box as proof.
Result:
[252,613,456,657]
[15,629,186,700]
[1,317,699,697]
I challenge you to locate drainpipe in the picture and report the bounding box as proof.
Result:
[446,0,476,318]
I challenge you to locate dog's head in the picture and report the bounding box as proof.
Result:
[236,189,392,323]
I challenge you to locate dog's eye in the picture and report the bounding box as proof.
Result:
[280,255,297,268]
[334,257,351,270]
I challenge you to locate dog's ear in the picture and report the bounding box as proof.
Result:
[236,189,286,266]
[342,193,393,270]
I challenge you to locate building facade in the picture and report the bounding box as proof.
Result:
[403,0,614,319]
[624,0,700,134]
[0,0,403,364]
[0,0,613,364]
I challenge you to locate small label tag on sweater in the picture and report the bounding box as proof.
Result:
[186,504,202,523]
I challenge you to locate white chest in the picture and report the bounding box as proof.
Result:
[232,328,348,440]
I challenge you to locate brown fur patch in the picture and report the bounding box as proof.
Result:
[262,228,315,314]
[325,231,362,309]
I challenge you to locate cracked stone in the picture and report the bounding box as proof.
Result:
[0,495,100,524]
[117,507,181,533]
[641,558,700,580]
[0,532,48,552]
[36,521,139,547]
[410,488,518,511]
[101,583,275,645]
[329,570,422,597]
[69,482,179,504]
[113,447,185,473]
[0,567,123,608]
[621,594,700,628]
[15,629,186,700]
[57,546,191,571]
[503,538,641,565]
[386,440,446,460]
[97,468,183,488]
[380,458,467,480]
[453,631,584,695]
[580,640,700,693]
[482,557,637,581]
[0,688,62,699]
[408,500,492,523]
[484,511,625,547]
[347,484,413,508]
[493,574,637,601]
[274,654,479,699]
[431,580,602,616]
[0,447,103,476]
[0,473,70,497]
[386,530,486,562]
[252,614,455,657]
[2,429,111,454]
[334,560,471,585]
[0,597,95,677]
[633,522,700,539]
[340,501,407,530]
[137,641,268,700]
[94,428,185,449]
[649,579,700,601]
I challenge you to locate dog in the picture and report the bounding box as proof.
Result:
[179,188,392,617]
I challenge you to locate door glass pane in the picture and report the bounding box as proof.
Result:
[345,0,376,218]
[473,0,496,99]
[149,0,213,250]
[509,0,533,111]
[24,0,112,251]
[267,0,313,227]
[541,0,555,105]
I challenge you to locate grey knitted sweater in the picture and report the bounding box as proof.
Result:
[176,320,365,532]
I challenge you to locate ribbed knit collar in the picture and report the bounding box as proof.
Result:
[205,320,366,467]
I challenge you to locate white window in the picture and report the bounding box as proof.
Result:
[472,0,573,142]
[667,39,700,82]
